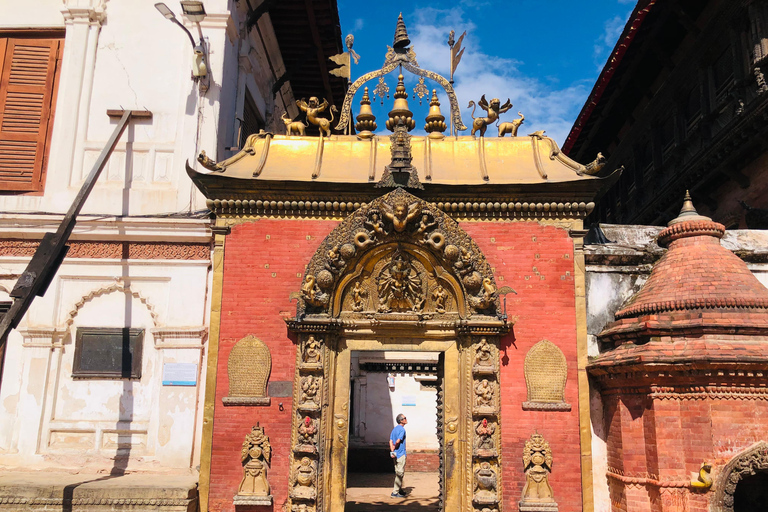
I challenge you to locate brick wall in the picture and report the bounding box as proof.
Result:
[208,219,339,512]
[462,222,583,512]
[208,218,584,512]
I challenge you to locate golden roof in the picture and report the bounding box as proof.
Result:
[188,134,619,203]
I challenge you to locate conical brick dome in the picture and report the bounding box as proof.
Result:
[615,192,768,320]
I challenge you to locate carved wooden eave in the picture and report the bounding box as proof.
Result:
[187,134,620,219]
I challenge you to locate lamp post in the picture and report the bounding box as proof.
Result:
[155,2,209,84]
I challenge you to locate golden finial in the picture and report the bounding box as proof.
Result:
[667,190,711,225]
[386,74,415,132]
[393,13,410,49]
[355,87,377,139]
[424,90,447,140]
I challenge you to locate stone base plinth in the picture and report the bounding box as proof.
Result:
[233,494,273,506]
[519,500,559,512]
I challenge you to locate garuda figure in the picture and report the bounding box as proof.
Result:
[297,97,337,138]
[467,95,513,137]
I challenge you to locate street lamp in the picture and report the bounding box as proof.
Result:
[154,2,208,79]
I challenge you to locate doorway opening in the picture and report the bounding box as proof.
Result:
[345,350,442,512]
[733,470,768,512]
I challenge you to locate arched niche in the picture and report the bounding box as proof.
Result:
[712,441,768,512]
[298,187,500,320]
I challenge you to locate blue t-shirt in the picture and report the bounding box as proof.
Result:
[390,424,406,458]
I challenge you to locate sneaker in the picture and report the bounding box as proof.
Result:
[390,491,406,498]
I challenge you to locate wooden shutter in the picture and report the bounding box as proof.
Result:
[0,38,61,192]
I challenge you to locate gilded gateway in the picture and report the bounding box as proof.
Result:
[190,14,618,512]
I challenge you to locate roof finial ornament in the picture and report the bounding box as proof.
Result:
[667,190,711,226]
[355,87,377,139]
[425,90,447,140]
[377,74,421,189]
[393,13,410,49]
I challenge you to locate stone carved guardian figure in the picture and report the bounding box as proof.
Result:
[520,432,558,511]
[297,97,337,137]
[238,425,272,497]
[474,337,494,372]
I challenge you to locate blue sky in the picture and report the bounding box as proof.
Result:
[337,1,635,144]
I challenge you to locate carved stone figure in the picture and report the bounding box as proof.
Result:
[377,248,423,312]
[238,425,272,496]
[297,97,338,137]
[474,337,494,373]
[292,457,317,499]
[281,111,307,136]
[382,196,421,233]
[302,335,321,365]
[474,418,496,457]
[520,433,557,510]
[473,461,498,505]
[474,379,495,409]
[296,416,317,453]
[432,284,448,314]
[300,376,321,410]
[351,281,367,312]
[454,246,475,277]
[498,111,524,137]
[467,95,513,137]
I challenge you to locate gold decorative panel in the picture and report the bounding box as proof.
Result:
[224,335,271,406]
[522,340,570,411]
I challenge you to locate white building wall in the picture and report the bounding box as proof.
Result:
[0,0,294,475]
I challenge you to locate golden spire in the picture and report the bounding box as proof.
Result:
[386,74,415,132]
[355,87,377,139]
[424,90,447,139]
[393,13,410,49]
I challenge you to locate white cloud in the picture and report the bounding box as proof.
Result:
[402,7,591,145]
[593,12,631,72]
[353,18,365,31]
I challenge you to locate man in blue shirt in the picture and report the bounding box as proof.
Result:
[389,413,408,498]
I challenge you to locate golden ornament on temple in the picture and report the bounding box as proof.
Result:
[385,74,415,132]
[424,89,447,139]
[393,13,410,49]
[355,87,377,139]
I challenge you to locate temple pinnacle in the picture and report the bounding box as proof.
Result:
[667,190,711,225]
[393,13,410,49]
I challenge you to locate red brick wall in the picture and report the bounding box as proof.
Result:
[462,222,583,512]
[209,219,584,512]
[209,219,339,512]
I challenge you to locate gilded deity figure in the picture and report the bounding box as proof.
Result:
[432,284,448,314]
[382,197,421,233]
[238,426,272,496]
[300,376,321,409]
[473,461,498,504]
[297,416,317,451]
[292,457,317,499]
[474,379,495,409]
[521,433,556,504]
[377,249,423,312]
[302,336,321,365]
[364,209,388,239]
[474,337,494,369]
[475,418,496,453]
[351,281,367,312]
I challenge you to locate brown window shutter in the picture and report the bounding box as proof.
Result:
[0,37,62,192]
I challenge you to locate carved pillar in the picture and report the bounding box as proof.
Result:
[749,1,768,93]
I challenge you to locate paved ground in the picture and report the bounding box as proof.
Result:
[346,472,440,512]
